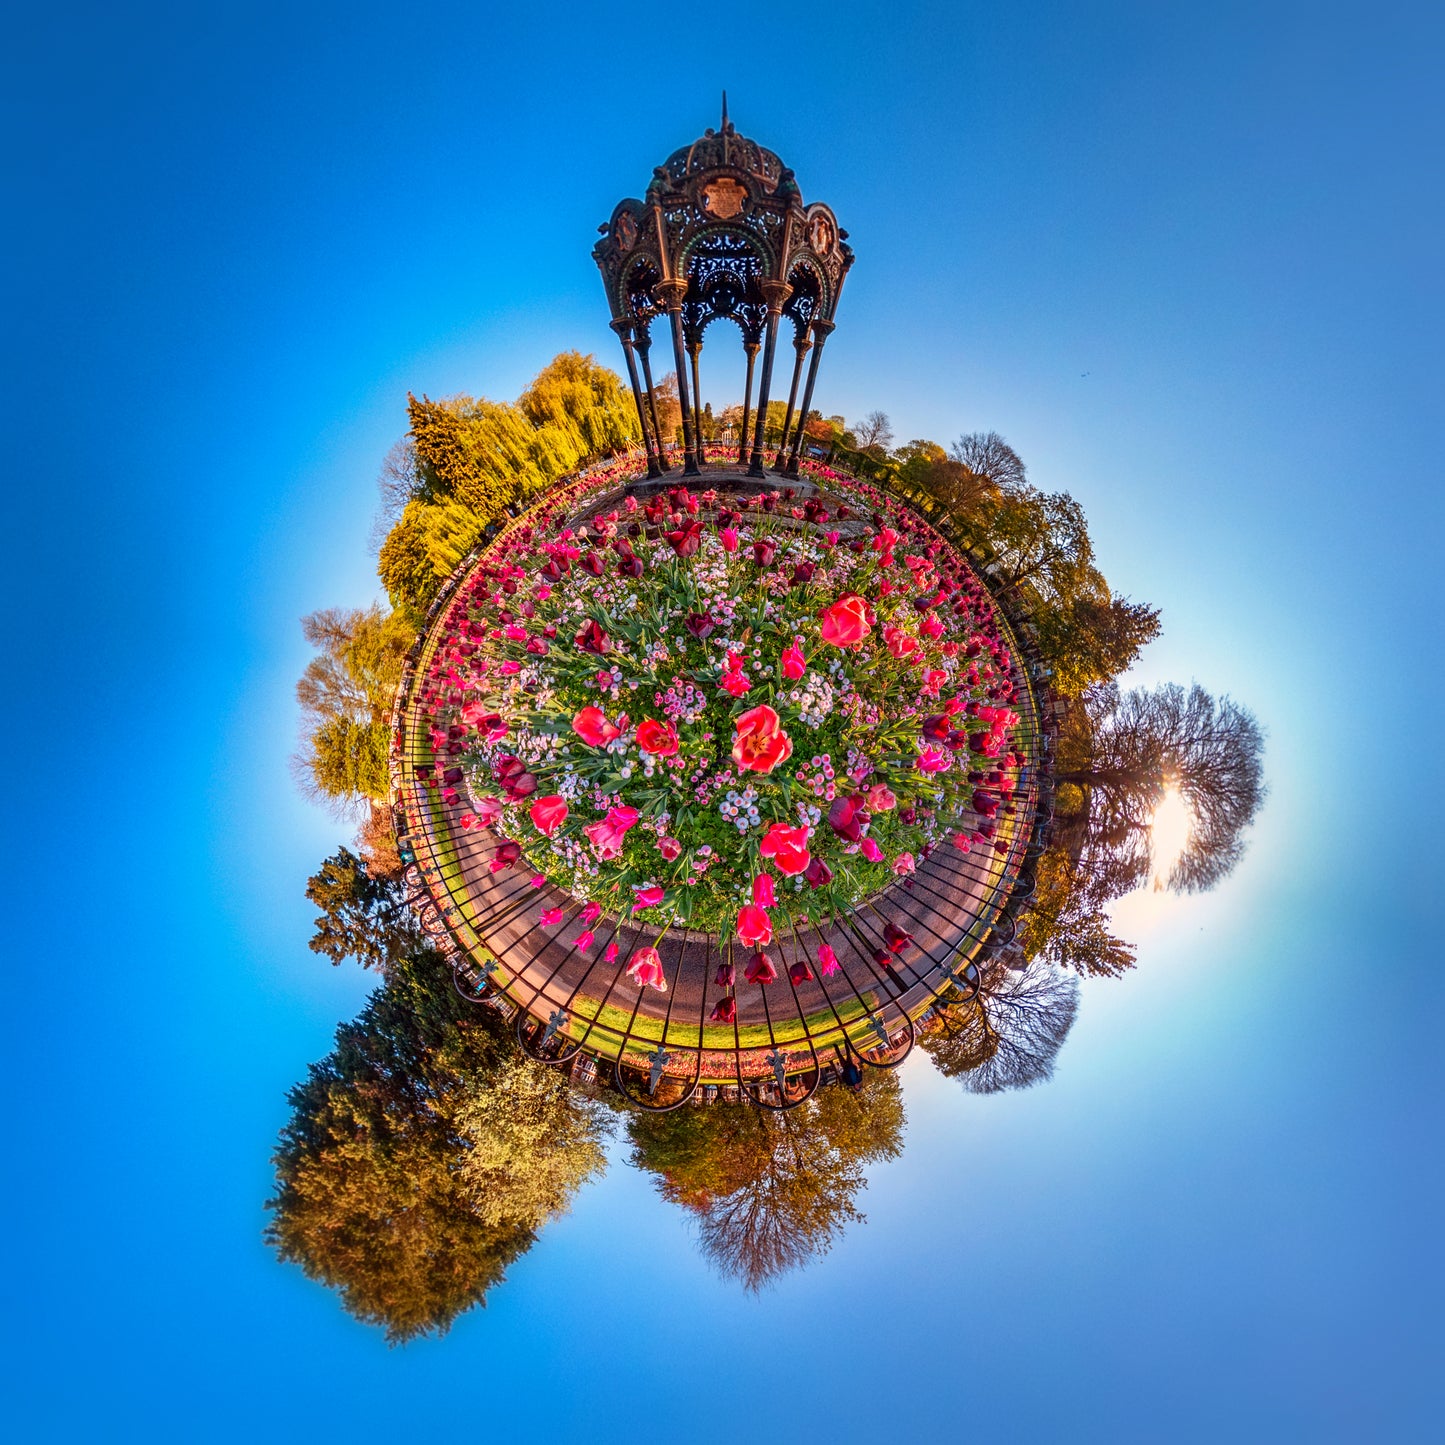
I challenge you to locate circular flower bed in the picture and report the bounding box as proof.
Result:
[414,472,1028,990]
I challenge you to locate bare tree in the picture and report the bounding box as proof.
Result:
[369,438,421,552]
[950,431,1027,491]
[853,410,894,453]
[923,961,1079,1092]
[1062,682,1267,896]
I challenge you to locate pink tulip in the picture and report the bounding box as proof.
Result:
[719,527,739,552]
[818,943,840,976]
[736,903,773,947]
[539,906,565,926]
[626,946,668,991]
[752,873,777,907]
[781,638,806,680]
[584,805,640,860]
[576,930,596,952]
[632,884,665,912]
[579,901,601,923]
[860,837,884,863]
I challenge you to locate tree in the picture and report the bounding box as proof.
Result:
[304,846,420,972]
[853,410,894,453]
[266,948,610,1343]
[627,1073,904,1290]
[1017,847,1137,979]
[378,499,440,617]
[294,605,410,809]
[454,1053,609,1229]
[1032,593,1162,697]
[977,485,1107,606]
[922,960,1079,1092]
[369,437,421,552]
[265,950,529,1344]
[896,444,1000,522]
[1060,682,1267,895]
[517,349,639,458]
[950,431,1027,491]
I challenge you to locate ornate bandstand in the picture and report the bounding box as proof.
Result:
[390,112,1059,1110]
[593,98,853,479]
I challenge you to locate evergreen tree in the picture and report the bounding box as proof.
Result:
[304,846,419,973]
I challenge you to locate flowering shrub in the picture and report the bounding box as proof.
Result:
[414,472,1027,973]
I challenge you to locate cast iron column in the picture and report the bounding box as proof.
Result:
[654,278,700,475]
[747,278,792,477]
[634,330,670,472]
[611,319,661,478]
[785,318,834,476]
[773,332,812,471]
[737,340,759,464]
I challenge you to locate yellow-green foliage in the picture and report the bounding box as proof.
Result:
[517,350,639,460]
[408,394,548,515]
[381,354,641,616]
[378,500,439,617]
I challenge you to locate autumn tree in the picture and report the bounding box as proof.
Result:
[517,350,639,461]
[1032,594,1162,697]
[266,948,609,1343]
[1017,847,1138,979]
[1061,682,1267,896]
[627,1073,904,1290]
[294,605,411,810]
[454,1053,609,1229]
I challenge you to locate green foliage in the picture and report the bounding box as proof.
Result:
[304,845,419,972]
[1033,593,1162,697]
[517,350,639,460]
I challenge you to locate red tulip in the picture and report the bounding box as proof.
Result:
[529,795,568,836]
[719,667,752,698]
[789,959,814,984]
[710,996,737,1023]
[632,884,665,912]
[575,619,612,655]
[736,903,773,947]
[804,855,833,889]
[827,793,867,842]
[752,873,777,907]
[584,805,640,860]
[636,718,679,756]
[626,946,667,991]
[819,594,872,648]
[731,704,793,774]
[745,950,778,985]
[759,821,810,875]
[572,705,621,747]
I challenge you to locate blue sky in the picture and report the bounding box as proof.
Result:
[4,2,1441,1440]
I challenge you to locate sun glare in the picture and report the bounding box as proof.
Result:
[1149,786,1193,890]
